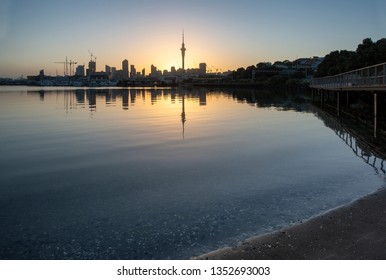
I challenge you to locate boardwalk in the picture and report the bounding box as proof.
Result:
[310,62,386,138]
[310,62,386,91]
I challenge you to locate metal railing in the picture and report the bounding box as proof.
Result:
[310,62,386,89]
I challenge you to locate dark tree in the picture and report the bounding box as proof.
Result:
[315,38,386,77]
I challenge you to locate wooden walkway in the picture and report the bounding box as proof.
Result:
[310,62,386,91]
[310,62,386,138]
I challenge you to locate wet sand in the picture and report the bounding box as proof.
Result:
[196,187,386,260]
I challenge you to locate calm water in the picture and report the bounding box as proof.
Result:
[0,86,384,259]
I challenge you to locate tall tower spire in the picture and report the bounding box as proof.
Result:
[180,30,186,71]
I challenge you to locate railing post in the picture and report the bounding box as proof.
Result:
[384,64,386,85]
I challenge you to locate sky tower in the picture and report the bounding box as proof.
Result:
[180,30,186,71]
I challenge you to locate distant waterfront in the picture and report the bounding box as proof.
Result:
[0,86,384,259]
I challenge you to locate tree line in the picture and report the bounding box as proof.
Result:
[315,38,386,77]
[226,37,386,89]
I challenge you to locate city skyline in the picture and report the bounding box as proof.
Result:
[1,0,386,78]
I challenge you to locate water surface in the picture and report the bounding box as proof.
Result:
[0,86,384,259]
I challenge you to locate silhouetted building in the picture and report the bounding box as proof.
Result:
[75,65,85,77]
[27,69,50,82]
[130,65,136,78]
[142,68,145,77]
[150,64,158,77]
[105,65,111,79]
[89,72,109,81]
[88,60,96,75]
[122,59,129,80]
[199,63,206,75]
[113,70,123,80]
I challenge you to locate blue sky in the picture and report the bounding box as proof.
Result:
[0,0,385,77]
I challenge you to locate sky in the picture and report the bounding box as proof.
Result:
[0,0,385,78]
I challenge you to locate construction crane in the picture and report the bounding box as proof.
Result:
[68,60,77,76]
[54,56,69,76]
[54,56,77,76]
[88,50,97,62]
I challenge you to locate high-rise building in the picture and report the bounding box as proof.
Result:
[105,65,111,79]
[75,65,85,76]
[150,64,157,77]
[199,63,206,75]
[88,60,96,75]
[122,59,129,80]
[180,31,186,71]
[111,67,116,79]
[130,65,136,78]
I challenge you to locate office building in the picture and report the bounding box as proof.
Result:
[122,59,129,80]
[105,65,111,79]
[75,65,85,76]
[150,64,158,77]
[88,60,96,74]
[130,65,136,78]
[199,63,207,75]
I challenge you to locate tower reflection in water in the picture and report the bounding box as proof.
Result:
[54,88,206,139]
[29,88,386,168]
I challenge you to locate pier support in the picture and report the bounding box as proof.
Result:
[374,92,378,138]
[346,91,349,108]
[337,91,340,117]
[311,89,315,102]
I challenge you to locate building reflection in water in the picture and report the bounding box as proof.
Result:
[86,89,97,112]
[24,87,385,164]
[150,88,158,105]
[122,89,129,110]
[75,89,85,107]
[39,90,44,102]
[105,89,116,107]
[171,90,176,104]
[130,88,136,105]
[198,88,206,106]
